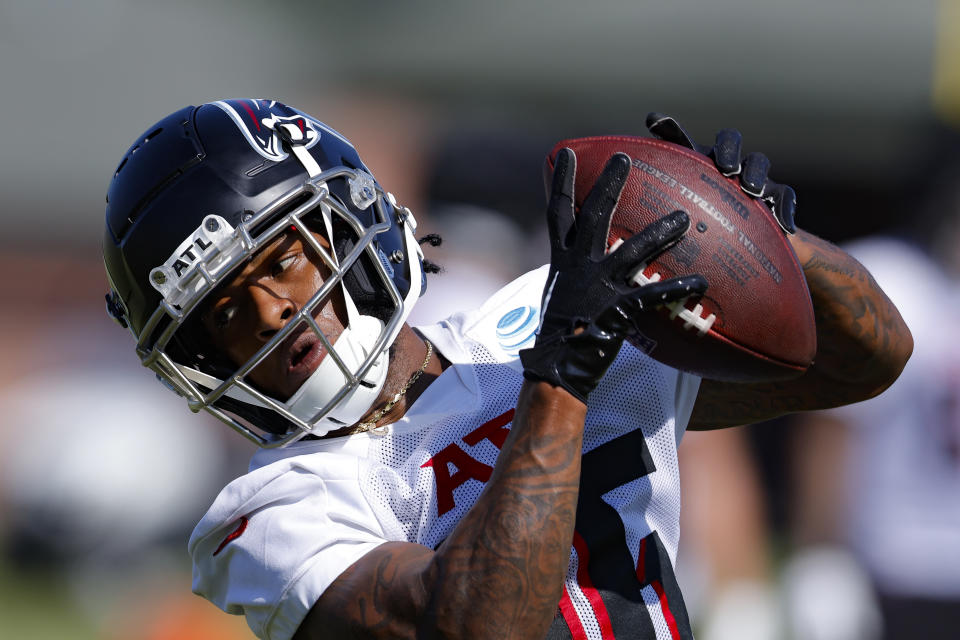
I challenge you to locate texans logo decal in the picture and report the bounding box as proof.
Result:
[213,99,321,162]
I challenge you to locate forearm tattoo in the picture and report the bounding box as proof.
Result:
[691,230,912,428]
[797,231,909,381]
[428,442,581,637]
[301,386,584,640]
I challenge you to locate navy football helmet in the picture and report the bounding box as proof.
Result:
[103,99,426,447]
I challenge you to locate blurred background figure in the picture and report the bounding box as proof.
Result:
[0,254,249,638]
[784,132,960,640]
[0,0,958,637]
[677,427,782,640]
[409,128,552,324]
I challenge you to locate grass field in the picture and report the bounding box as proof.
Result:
[0,561,99,640]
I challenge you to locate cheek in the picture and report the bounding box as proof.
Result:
[222,325,260,365]
[316,299,339,320]
[294,267,346,331]
[315,293,348,335]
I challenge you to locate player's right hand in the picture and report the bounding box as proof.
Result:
[645,112,797,234]
[519,149,707,404]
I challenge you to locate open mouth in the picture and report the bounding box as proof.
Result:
[286,333,327,378]
[242,328,337,403]
[290,340,314,368]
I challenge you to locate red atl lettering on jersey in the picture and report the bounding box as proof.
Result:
[421,409,515,516]
[462,408,514,448]
[421,445,494,516]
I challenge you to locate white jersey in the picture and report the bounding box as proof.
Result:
[189,266,702,640]
[830,238,960,598]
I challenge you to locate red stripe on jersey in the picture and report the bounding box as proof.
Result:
[650,580,681,640]
[558,584,589,640]
[636,536,648,583]
[213,516,249,557]
[572,531,616,640]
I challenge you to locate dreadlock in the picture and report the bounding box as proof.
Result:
[419,233,443,274]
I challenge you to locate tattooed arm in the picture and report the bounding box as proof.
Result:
[640,114,912,428]
[688,229,913,429]
[294,381,586,640]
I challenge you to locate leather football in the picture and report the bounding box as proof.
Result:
[545,136,816,382]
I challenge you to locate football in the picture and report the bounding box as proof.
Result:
[545,136,816,382]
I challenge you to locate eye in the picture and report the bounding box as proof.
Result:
[212,306,237,330]
[271,254,299,278]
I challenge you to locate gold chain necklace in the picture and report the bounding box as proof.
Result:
[352,339,433,435]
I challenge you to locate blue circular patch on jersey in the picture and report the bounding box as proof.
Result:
[496,305,539,353]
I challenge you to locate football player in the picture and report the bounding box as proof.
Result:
[103,99,912,640]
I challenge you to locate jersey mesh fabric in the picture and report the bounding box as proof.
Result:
[642,585,676,639]
[360,328,686,564]
[585,350,682,567]
[359,381,504,546]
[564,544,606,640]
[359,341,524,549]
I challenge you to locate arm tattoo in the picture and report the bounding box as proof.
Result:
[690,230,912,429]
[298,384,585,639]
[424,416,581,638]
[798,232,908,377]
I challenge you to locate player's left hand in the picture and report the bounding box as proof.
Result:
[645,112,797,235]
[520,149,707,404]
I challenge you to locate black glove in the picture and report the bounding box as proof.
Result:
[645,112,797,235]
[520,149,708,403]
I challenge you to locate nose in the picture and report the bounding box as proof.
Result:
[249,285,297,342]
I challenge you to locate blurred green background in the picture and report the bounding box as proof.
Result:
[1,1,958,638]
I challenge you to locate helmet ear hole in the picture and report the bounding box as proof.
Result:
[330,221,397,324]
[169,313,234,380]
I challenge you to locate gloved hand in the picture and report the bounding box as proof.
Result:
[520,149,708,404]
[645,112,797,235]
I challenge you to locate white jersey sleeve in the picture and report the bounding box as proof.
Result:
[188,439,387,640]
